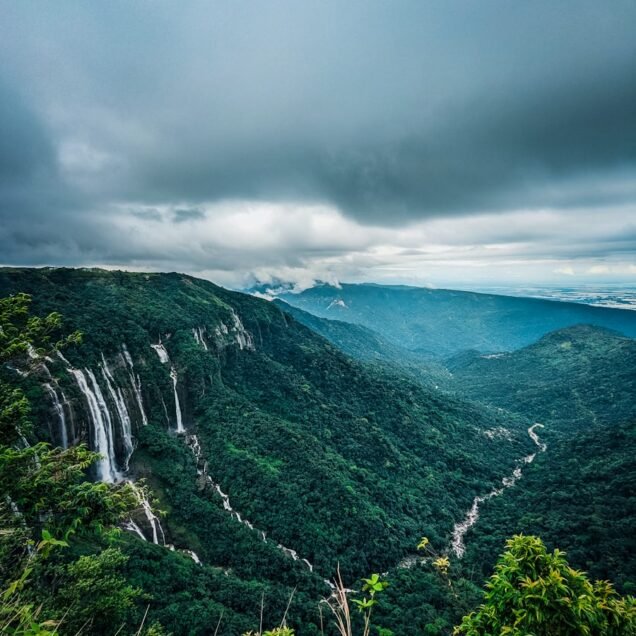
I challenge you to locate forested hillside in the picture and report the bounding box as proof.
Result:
[270,300,636,619]
[274,283,636,357]
[448,324,636,429]
[272,299,451,388]
[462,419,636,593]
[0,268,534,634]
[446,324,636,596]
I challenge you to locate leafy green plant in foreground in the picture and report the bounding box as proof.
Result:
[455,534,636,635]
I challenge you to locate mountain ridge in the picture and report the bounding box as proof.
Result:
[448,323,636,430]
[274,282,636,357]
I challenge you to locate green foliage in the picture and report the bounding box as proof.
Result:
[0,444,137,545]
[449,324,636,429]
[451,326,636,592]
[49,548,141,634]
[456,535,636,636]
[1,271,633,634]
[0,270,532,625]
[463,419,636,592]
[0,293,142,635]
[0,293,80,364]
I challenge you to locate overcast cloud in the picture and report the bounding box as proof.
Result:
[0,1,635,288]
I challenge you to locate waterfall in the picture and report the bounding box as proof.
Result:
[160,396,170,424]
[230,309,255,350]
[182,549,202,565]
[150,342,184,432]
[449,423,548,559]
[123,483,204,565]
[56,350,71,366]
[126,481,166,545]
[192,327,208,350]
[122,519,147,541]
[101,355,135,470]
[70,368,119,483]
[87,369,120,476]
[151,343,170,364]
[44,383,68,449]
[121,345,148,426]
[170,367,185,433]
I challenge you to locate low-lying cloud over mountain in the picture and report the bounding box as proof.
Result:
[1,1,635,287]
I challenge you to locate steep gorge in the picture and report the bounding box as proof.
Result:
[0,268,537,632]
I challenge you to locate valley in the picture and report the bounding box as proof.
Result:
[1,269,634,634]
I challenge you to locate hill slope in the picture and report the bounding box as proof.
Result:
[0,267,533,634]
[445,325,636,594]
[273,299,451,388]
[275,283,636,357]
[448,324,636,429]
[462,418,636,592]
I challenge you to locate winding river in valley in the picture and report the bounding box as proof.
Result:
[449,423,547,558]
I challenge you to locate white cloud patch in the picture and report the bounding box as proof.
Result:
[20,201,625,289]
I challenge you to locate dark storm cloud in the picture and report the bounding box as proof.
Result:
[130,209,163,222]
[0,0,635,275]
[0,80,54,185]
[172,208,206,223]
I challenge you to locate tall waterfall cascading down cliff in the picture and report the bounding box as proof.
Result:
[70,368,120,483]
[192,327,208,350]
[61,349,169,546]
[170,368,184,434]
[151,342,184,433]
[101,354,135,470]
[126,480,166,545]
[44,383,68,449]
[32,311,307,574]
[121,344,148,426]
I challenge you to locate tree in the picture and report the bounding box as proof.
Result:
[0,294,140,634]
[455,535,636,636]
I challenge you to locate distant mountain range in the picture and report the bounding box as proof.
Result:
[272,299,452,388]
[272,282,636,357]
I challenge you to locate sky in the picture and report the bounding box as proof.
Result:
[1,1,635,290]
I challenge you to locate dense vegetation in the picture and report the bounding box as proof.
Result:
[448,324,636,429]
[457,535,635,635]
[447,324,636,596]
[1,269,634,634]
[272,300,451,389]
[461,419,636,594]
[0,293,151,634]
[275,283,636,357]
[0,268,533,634]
